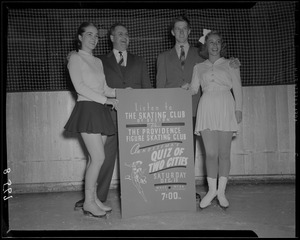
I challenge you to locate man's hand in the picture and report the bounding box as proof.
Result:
[106,98,119,110]
[229,57,241,69]
[235,110,242,124]
[66,50,76,62]
[181,83,190,90]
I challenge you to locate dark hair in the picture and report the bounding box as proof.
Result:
[109,22,128,36]
[74,22,97,52]
[170,15,191,31]
[199,30,227,59]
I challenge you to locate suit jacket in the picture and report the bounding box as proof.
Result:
[99,51,152,122]
[99,51,152,89]
[156,46,204,117]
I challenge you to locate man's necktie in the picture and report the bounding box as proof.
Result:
[180,45,185,69]
[119,51,124,66]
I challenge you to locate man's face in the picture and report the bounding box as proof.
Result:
[110,25,129,51]
[171,21,190,44]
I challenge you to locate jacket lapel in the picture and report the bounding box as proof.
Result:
[126,53,133,70]
[183,47,198,80]
[107,51,123,78]
[184,46,196,69]
[169,47,181,68]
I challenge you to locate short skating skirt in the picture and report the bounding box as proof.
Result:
[64,101,116,135]
[194,89,239,135]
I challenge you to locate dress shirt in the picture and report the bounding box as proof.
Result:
[175,43,189,59]
[113,49,127,66]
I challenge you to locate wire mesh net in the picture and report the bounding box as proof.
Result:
[6,2,297,92]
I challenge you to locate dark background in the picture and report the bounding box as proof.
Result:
[2,1,297,92]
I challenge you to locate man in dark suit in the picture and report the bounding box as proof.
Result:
[74,22,152,211]
[156,15,203,201]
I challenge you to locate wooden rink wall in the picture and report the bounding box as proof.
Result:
[6,85,296,193]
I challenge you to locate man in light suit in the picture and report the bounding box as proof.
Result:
[74,22,152,211]
[156,15,203,200]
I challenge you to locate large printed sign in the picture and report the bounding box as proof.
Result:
[116,88,196,218]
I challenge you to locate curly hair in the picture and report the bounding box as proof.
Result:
[199,30,227,59]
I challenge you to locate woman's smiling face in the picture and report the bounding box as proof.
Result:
[79,25,99,52]
[207,34,222,57]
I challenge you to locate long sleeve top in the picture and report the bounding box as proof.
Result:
[68,50,116,104]
[190,57,243,111]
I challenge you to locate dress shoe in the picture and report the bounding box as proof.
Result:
[74,199,84,211]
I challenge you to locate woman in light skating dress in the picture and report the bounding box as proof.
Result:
[189,30,243,209]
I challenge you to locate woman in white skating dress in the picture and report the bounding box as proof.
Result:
[189,30,243,209]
